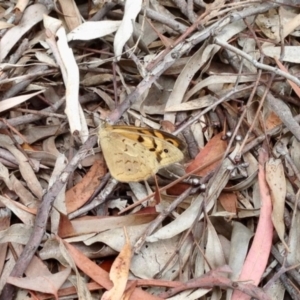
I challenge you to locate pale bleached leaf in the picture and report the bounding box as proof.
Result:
[68,21,121,41]
[35,51,57,67]
[0,223,33,245]
[0,4,48,62]
[0,162,13,190]
[113,0,142,60]
[266,158,288,249]
[146,194,203,242]
[263,45,300,63]
[101,229,131,300]
[0,90,45,113]
[132,235,193,279]
[205,220,226,270]
[0,21,14,30]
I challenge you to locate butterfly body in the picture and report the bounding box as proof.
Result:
[98,124,184,182]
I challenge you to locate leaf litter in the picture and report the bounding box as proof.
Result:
[0,0,300,299]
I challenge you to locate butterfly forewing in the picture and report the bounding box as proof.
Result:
[111,125,185,150]
[110,126,184,166]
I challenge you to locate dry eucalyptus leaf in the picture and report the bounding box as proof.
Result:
[68,21,121,41]
[0,162,13,190]
[102,229,131,300]
[0,135,43,199]
[0,4,48,62]
[6,267,71,297]
[114,0,142,60]
[0,90,45,113]
[266,158,288,249]
[0,223,33,245]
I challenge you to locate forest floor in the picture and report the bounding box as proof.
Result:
[0,0,300,299]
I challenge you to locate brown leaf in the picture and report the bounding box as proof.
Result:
[219,192,237,214]
[7,267,71,299]
[186,132,227,176]
[65,159,106,213]
[102,228,131,300]
[64,241,162,300]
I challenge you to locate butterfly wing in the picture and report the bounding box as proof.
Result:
[111,126,184,168]
[99,127,159,182]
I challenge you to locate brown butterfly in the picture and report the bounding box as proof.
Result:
[98,123,184,182]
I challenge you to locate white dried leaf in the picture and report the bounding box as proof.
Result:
[205,221,226,270]
[0,222,33,244]
[167,289,211,300]
[263,45,300,63]
[0,161,12,190]
[43,14,62,34]
[85,224,149,250]
[0,196,35,226]
[266,158,287,249]
[0,90,44,113]
[0,21,14,30]
[113,0,142,60]
[287,213,300,266]
[108,198,127,210]
[0,4,48,62]
[68,21,121,41]
[131,236,193,279]
[146,194,204,242]
[228,222,253,282]
[50,154,67,234]
[165,95,215,112]
[35,51,57,67]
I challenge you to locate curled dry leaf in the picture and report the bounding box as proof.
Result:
[7,267,71,298]
[0,4,48,62]
[186,132,227,176]
[101,228,131,300]
[114,0,142,60]
[0,134,43,199]
[65,159,106,213]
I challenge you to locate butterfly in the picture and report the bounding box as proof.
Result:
[98,123,184,182]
